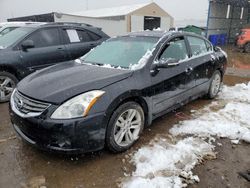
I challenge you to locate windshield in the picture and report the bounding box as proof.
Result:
[0,27,33,49]
[82,36,158,69]
[0,27,19,37]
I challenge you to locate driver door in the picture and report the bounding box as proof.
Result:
[151,36,195,115]
[19,28,69,72]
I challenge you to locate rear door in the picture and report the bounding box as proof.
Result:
[19,27,69,71]
[61,27,103,59]
[186,36,215,87]
[151,36,195,115]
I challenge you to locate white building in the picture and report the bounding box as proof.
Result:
[54,2,174,36]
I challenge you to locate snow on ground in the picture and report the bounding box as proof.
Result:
[170,82,250,144]
[121,82,250,188]
[122,137,214,188]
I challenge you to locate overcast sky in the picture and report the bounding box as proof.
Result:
[0,0,208,22]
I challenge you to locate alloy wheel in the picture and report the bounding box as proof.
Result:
[0,76,15,102]
[114,109,142,147]
[211,73,221,96]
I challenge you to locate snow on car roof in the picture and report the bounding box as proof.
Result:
[69,3,151,18]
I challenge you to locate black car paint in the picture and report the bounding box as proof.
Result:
[10,32,227,154]
[0,24,109,80]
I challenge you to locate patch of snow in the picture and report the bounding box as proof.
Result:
[122,82,250,188]
[170,82,250,143]
[122,176,183,188]
[153,27,162,31]
[121,137,214,188]
[129,48,155,70]
[74,59,82,64]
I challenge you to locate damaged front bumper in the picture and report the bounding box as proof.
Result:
[10,107,106,154]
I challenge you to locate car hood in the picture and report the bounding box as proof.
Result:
[17,61,132,104]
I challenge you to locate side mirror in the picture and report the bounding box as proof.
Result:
[21,40,34,51]
[213,46,220,52]
[151,58,179,76]
[155,58,179,69]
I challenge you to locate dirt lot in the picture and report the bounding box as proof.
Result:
[0,48,250,188]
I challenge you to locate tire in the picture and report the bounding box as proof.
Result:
[0,71,18,103]
[106,102,145,153]
[207,70,222,99]
[244,43,250,53]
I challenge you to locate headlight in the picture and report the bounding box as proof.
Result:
[51,90,105,119]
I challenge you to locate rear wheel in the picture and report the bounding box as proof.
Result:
[106,102,145,153]
[207,70,222,99]
[244,43,250,53]
[0,72,18,103]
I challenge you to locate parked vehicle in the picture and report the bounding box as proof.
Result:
[236,28,250,52]
[0,22,39,37]
[9,31,227,154]
[0,22,109,102]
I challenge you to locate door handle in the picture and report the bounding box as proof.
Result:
[57,47,64,50]
[186,67,193,72]
[185,67,193,74]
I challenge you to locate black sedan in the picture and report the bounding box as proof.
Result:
[9,31,227,154]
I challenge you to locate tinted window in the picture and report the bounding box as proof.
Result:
[159,37,188,61]
[87,31,101,41]
[62,29,101,43]
[77,30,92,42]
[187,36,208,56]
[27,28,61,48]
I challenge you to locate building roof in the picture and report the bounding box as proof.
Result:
[68,2,160,18]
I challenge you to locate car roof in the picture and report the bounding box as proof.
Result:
[0,22,46,27]
[123,30,203,39]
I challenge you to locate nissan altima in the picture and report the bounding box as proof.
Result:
[9,31,227,154]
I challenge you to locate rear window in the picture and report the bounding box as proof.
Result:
[63,29,101,43]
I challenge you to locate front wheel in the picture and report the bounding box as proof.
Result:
[106,102,145,153]
[207,70,222,99]
[0,72,18,103]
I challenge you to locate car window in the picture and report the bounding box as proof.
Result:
[0,27,18,36]
[187,36,208,56]
[82,36,158,68]
[63,29,101,43]
[27,28,61,48]
[76,30,92,42]
[159,37,188,61]
[205,41,213,52]
[87,31,101,41]
[0,27,34,49]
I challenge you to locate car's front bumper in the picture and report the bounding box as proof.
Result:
[10,107,107,154]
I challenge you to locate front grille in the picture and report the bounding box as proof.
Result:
[13,91,51,115]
